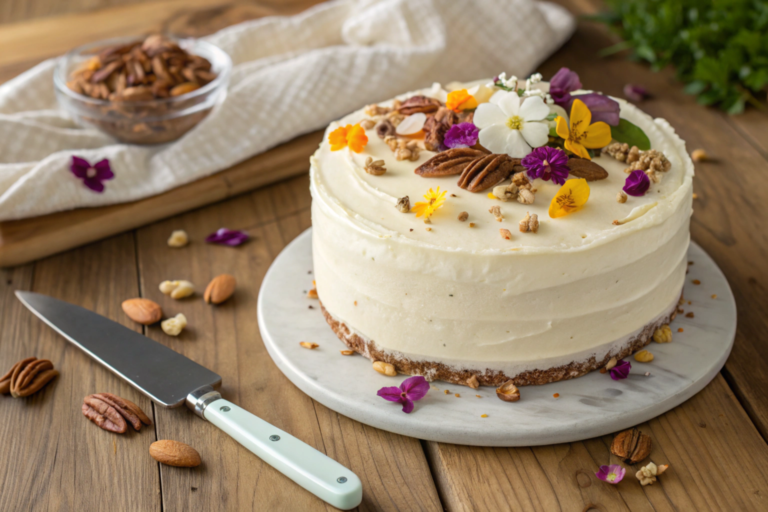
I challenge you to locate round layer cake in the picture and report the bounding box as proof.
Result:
[310,75,693,387]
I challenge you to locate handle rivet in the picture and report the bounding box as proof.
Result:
[337,477,347,484]
[220,406,231,412]
[269,435,281,442]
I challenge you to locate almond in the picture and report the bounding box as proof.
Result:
[149,440,201,467]
[204,274,236,304]
[121,298,162,325]
[567,158,609,181]
[170,82,200,97]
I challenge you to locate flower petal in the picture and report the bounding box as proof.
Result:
[550,68,582,95]
[377,386,405,402]
[569,93,620,126]
[70,156,90,178]
[478,124,511,154]
[473,103,506,129]
[570,99,592,129]
[497,91,521,118]
[564,139,591,160]
[505,129,532,158]
[520,121,549,149]
[83,178,105,193]
[93,159,114,180]
[519,96,550,122]
[582,121,613,149]
[401,376,430,401]
[401,399,415,414]
[555,116,570,140]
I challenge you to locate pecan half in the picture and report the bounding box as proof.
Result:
[611,428,652,464]
[567,158,609,181]
[458,154,520,192]
[82,395,127,433]
[398,95,442,115]
[0,357,59,398]
[415,148,488,177]
[423,107,457,151]
[95,393,152,430]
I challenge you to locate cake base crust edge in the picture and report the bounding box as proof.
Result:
[320,298,680,387]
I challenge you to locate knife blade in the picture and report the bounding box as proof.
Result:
[15,291,363,510]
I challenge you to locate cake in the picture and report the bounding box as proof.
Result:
[309,69,693,388]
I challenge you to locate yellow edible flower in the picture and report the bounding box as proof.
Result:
[549,178,590,218]
[412,187,447,219]
[555,99,612,160]
[328,123,368,153]
[446,89,478,113]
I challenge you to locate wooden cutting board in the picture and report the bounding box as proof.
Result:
[0,0,323,267]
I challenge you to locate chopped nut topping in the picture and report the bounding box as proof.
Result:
[492,183,519,202]
[519,212,539,233]
[360,119,376,130]
[553,393,560,398]
[454,393,460,398]
[488,205,502,221]
[636,462,669,486]
[375,119,396,139]
[678,327,684,332]
[496,380,520,402]
[364,156,387,176]
[499,228,512,240]
[653,325,673,343]
[396,196,410,213]
[458,211,469,222]
[364,104,391,117]
[691,149,709,162]
[340,350,355,356]
[469,222,476,228]
[685,312,694,318]
[605,357,618,370]
[384,135,398,152]
[634,350,654,363]
[167,230,189,248]
[300,342,319,349]
[511,171,530,187]
[692,279,701,285]
[617,191,628,203]
[161,313,187,336]
[517,188,535,205]
[307,288,318,299]
[395,147,419,161]
[373,361,397,376]
[466,375,479,389]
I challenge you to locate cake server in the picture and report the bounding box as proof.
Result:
[15,291,363,510]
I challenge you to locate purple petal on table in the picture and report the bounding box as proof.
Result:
[377,386,405,402]
[83,178,105,193]
[568,93,621,126]
[93,158,114,180]
[595,464,626,483]
[401,399,415,414]
[401,375,430,401]
[70,156,91,178]
[610,359,631,380]
[205,228,249,246]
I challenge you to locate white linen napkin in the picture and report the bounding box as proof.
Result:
[0,0,574,221]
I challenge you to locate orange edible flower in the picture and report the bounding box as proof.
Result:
[549,178,590,218]
[446,89,478,113]
[412,187,447,219]
[555,99,612,160]
[328,123,368,153]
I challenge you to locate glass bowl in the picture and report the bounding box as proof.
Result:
[54,36,232,145]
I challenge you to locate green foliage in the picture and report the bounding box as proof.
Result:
[596,0,768,114]
[611,119,651,150]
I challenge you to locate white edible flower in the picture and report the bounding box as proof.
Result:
[474,91,550,158]
[529,73,543,84]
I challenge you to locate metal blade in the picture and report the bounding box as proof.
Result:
[15,291,221,407]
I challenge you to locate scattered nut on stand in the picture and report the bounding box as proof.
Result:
[167,230,189,247]
[653,325,673,343]
[161,313,188,336]
[373,361,397,376]
[496,380,520,402]
[159,280,195,299]
[0,357,59,397]
[122,298,163,325]
[150,440,202,467]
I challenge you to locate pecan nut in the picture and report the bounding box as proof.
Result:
[458,154,520,192]
[567,158,609,181]
[423,107,457,151]
[82,393,152,433]
[611,428,652,464]
[415,148,488,177]
[398,95,442,115]
[0,357,59,398]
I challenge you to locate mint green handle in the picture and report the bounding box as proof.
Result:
[204,398,363,510]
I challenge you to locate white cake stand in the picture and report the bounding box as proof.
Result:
[257,229,736,446]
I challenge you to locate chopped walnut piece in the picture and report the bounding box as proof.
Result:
[488,205,502,222]
[519,212,539,233]
[384,135,398,152]
[636,462,669,486]
[364,156,386,176]
[511,171,530,187]
[499,228,512,240]
[458,211,469,222]
[360,119,376,130]
[466,375,479,389]
[634,350,654,363]
[617,191,628,203]
[468,222,476,228]
[517,188,535,205]
[496,381,520,402]
[365,104,391,117]
[387,112,405,127]
[653,325,673,343]
[492,183,519,202]
[396,196,410,213]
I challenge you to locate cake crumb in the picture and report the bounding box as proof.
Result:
[692,193,699,199]
[340,350,355,356]
[688,261,694,265]
[476,395,481,398]
[307,289,318,299]
[451,193,457,197]
[553,393,560,399]
[685,312,694,318]
[308,305,313,309]
[644,372,651,376]
[426,227,432,231]
[410,228,413,232]
[678,328,684,333]
[454,393,460,398]
[692,279,701,285]
[469,222,476,228]
[711,294,717,299]
[688,301,692,305]
[354,301,357,306]
[444,390,450,395]
[481,414,488,418]
[300,342,319,349]
[458,211,469,222]
[499,228,512,240]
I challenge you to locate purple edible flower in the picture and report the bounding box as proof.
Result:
[596,464,626,484]
[549,67,582,107]
[610,360,631,380]
[377,375,430,413]
[623,170,651,196]
[205,228,249,246]
[444,122,480,149]
[624,84,650,103]
[568,93,620,126]
[70,156,113,193]
[521,147,570,185]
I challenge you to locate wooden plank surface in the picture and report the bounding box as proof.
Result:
[0,235,160,511]
[133,174,442,511]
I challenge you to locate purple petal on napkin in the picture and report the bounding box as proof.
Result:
[205,228,249,246]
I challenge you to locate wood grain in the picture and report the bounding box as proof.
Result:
[427,376,768,512]
[0,234,160,512]
[133,175,442,511]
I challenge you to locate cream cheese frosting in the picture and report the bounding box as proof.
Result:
[310,82,693,378]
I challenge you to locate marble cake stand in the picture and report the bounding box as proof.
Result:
[257,229,736,446]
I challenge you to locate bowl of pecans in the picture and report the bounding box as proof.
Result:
[54,35,231,145]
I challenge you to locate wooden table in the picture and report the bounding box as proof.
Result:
[2,1,768,510]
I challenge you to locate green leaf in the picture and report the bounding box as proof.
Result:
[611,119,651,150]
[549,126,559,138]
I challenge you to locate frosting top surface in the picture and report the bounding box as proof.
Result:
[311,83,694,255]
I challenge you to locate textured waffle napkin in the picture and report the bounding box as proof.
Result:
[0,0,574,221]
